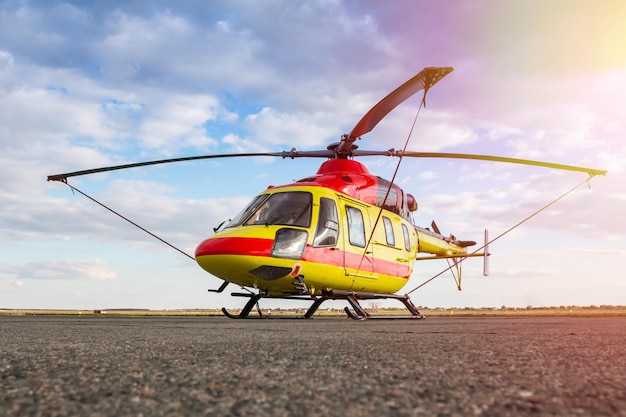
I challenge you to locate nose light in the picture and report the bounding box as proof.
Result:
[290,263,302,277]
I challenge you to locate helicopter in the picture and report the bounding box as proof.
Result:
[48,67,606,320]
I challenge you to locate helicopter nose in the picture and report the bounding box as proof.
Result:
[195,237,239,279]
[195,229,309,283]
[194,235,273,278]
[195,236,272,258]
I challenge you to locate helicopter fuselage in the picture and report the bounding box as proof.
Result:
[195,159,421,296]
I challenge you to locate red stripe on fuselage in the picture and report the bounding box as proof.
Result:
[195,237,273,257]
[195,236,410,279]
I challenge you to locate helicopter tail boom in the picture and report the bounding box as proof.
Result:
[415,224,474,257]
[413,225,490,292]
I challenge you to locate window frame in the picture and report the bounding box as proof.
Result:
[346,206,366,248]
[401,223,411,252]
[382,216,395,246]
[313,197,339,247]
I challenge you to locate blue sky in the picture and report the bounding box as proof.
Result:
[1,0,625,310]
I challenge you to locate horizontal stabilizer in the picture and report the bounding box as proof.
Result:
[457,240,476,248]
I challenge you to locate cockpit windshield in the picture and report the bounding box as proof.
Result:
[227,191,312,228]
[226,194,269,228]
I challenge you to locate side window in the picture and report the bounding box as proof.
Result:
[313,198,339,247]
[402,224,411,252]
[346,206,366,248]
[383,217,395,246]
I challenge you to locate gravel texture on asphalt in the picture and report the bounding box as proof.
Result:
[1,315,625,416]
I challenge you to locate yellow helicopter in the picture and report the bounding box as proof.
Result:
[48,67,606,319]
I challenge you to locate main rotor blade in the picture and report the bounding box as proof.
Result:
[337,67,453,155]
[47,149,332,182]
[351,150,607,177]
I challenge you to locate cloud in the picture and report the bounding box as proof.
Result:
[244,107,340,148]
[0,49,14,68]
[2,259,117,280]
[0,1,624,310]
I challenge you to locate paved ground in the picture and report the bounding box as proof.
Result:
[1,315,625,416]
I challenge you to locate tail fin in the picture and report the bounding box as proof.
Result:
[483,229,490,276]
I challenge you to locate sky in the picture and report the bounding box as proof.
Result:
[1,0,625,310]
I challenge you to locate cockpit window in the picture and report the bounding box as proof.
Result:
[313,197,339,247]
[226,194,270,228]
[243,191,312,227]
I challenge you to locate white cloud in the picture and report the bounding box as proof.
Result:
[137,93,220,151]
[0,1,624,309]
[0,49,14,69]
[244,107,339,148]
[2,259,117,281]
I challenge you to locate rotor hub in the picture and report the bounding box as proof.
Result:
[327,140,358,159]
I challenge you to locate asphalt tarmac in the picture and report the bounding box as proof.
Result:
[1,315,625,416]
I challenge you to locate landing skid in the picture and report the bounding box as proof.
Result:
[220,290,425,320]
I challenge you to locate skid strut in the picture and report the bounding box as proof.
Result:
[220,290,425,320]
